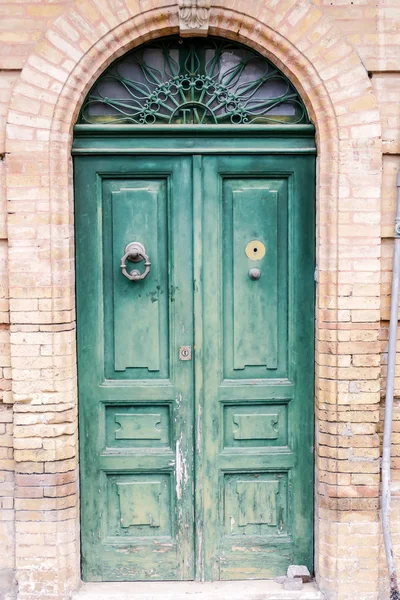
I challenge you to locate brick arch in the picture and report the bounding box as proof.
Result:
[6,1,382,599]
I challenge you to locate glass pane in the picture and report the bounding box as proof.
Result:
[79,37,308,125]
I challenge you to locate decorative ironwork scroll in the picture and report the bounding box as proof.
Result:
[79,37,309,125]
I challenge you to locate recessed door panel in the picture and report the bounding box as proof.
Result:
[223,404,288,448]
[105,405,171,448]
[223,178,288,379]
[102,179,169,378]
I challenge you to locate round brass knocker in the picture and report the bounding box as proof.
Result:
[120,242,151,282]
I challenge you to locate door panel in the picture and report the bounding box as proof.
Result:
[104,179,170,377]
[200,155,314,580]
[222,178,286,378]
[75,156,195,581]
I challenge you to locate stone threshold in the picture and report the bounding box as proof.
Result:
[72,580,324,600]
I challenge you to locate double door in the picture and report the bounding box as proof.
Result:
[74,151,314,582]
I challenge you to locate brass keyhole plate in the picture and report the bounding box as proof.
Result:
[179,346,192,361]
[245,240,266,261]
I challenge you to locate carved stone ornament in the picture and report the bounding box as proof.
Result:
[178,0,211,37]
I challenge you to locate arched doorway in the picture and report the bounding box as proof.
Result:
[73,36,315,582]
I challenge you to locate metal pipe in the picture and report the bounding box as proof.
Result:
[382,171,400,600]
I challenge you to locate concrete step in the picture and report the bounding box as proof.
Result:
[73,580,324,600]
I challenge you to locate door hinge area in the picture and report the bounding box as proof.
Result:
[314,264,318,283]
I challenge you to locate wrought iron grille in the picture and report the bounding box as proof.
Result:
[78,37,309,125]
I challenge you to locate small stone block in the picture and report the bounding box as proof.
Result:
[283,577,303,591]
[287,564,311,582]
[274,576,286,584]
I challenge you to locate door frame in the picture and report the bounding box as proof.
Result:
[72,123,317,581]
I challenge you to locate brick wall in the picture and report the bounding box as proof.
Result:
[0,2,74,592]
[0,67,15,597]
[0,1,398,599]
[315,0,400,72]
[0,2,71,70]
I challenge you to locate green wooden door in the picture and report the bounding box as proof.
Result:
[74,145,314,582]
[75,155,195,581]
[198,155,314,579]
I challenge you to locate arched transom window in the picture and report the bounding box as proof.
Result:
[79,37,309,125]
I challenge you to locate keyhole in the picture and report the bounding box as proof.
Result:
[245,240,265,260]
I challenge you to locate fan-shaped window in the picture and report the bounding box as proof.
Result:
[78,37,309,125]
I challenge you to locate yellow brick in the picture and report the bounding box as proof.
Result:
[26,5,66,18]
